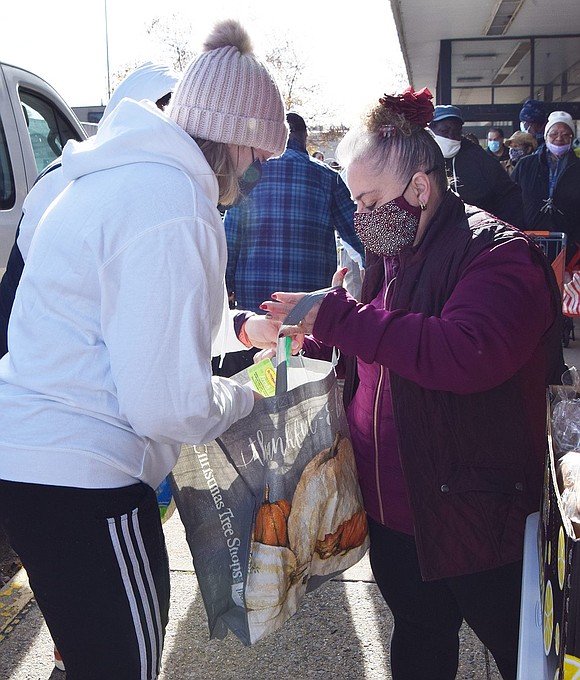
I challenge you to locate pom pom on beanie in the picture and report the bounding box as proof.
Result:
[169,19,288,156]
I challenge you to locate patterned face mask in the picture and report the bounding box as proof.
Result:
[354,176,422,257]
[509,147,526,162]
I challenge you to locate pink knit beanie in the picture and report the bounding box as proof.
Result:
[169,19,288,156]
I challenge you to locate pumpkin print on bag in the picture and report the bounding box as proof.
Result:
[287,432,369,578]
[254,485,292,547]
[316,509,368,559]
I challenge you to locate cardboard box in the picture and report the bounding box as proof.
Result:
[539,389,580,679]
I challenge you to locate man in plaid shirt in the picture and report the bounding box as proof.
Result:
[224,112,364,316]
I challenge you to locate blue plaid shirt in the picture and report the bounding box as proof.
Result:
[224,139,364,312]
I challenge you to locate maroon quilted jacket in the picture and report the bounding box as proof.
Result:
[309,190,565,580]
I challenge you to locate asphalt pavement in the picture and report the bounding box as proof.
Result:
[3,336,580,679]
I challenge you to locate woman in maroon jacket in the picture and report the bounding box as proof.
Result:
[261,88,565,680]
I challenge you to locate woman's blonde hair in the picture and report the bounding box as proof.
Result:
[194,138,241,207]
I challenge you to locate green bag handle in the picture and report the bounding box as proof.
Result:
[275,286,341,395]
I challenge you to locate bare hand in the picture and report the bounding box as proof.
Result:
[332,267,348,287]
[260,293,322,337]
[244,315,303,353]
[258,267,345,339]
[243,315,280,350]
[253,348,276,363]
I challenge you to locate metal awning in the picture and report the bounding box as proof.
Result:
[389,0,580,114]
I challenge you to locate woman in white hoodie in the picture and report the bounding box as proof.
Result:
[0,19,288,680]
[0,60,180,359]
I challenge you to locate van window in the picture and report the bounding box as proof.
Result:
[0,121,16,210]
[87,111,103,124]
[19,89,79,174]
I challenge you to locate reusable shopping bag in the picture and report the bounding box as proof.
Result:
[170,290,369,646]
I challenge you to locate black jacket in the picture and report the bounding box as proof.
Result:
[486,145,510,164]
[445,139,524,229]
[511,146,580,250]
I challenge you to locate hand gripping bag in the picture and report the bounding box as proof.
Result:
[170,289,369,645]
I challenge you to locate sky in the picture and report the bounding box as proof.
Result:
[2,0,407,126]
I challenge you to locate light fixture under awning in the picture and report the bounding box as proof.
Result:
[484,0,527,36]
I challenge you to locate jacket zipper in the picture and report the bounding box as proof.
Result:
[372,271,396,525]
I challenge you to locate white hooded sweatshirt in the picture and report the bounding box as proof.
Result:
[0,99,253,489]
[17,60,179,261]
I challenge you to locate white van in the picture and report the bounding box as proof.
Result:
[0,62,87,274]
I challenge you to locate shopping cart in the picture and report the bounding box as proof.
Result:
[524,231,573,346]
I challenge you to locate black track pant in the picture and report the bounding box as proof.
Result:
[368,517,522,680]
[0,479,170,680]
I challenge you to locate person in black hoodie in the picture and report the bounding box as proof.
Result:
[512,110,580,262]
[429,105,524,228]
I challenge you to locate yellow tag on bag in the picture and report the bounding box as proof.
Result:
[247,358,277,397]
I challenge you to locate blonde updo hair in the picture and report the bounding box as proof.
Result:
[336,99,448,194]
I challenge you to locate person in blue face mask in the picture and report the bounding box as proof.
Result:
[518,99,548,147]
[486,127,510,166]
[512,110,580,263]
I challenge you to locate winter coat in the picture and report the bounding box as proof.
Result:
[446,139,524,228]
[511,146,580,251]
[310,190,564,580]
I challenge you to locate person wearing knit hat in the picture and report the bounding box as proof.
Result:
[519,99,548,144]
[512,109,580,262]
[0,19,291,680]
[544,110,575,143]
[169,18,288,162]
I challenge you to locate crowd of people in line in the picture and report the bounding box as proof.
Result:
[0,16,577,680]
[311,97,580,267]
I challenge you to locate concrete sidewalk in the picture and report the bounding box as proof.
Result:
[3,335,578,679]
[0,509,500,679]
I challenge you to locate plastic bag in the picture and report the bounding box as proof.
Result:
[552,367,580,454]
[557,451,580,524]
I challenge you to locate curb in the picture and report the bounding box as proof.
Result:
[0,568,33,641]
